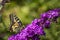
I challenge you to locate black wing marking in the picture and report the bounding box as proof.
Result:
[9,13,22,32]
[13,14,22,26]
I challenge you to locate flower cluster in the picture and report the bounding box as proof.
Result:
[8,8,60,40]
[8,19,45,40]
[40,8,60,28]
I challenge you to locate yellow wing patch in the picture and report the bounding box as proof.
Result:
[9,13,22,33]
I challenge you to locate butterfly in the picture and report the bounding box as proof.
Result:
[9,13,22,33]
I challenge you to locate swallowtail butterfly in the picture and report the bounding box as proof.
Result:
[9,13,22,33]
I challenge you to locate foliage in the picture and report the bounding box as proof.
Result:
[0,0,60,40]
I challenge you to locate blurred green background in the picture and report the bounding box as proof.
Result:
[0,0,60,40]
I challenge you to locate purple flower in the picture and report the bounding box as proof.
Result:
[47,10,59,19]
[32,35,40,40]
[8,8,60,40]
[40,13,48,20]
[8,19,45,40]
[44,20,51,28]
[8,35,16,40]
[40,8,60,23]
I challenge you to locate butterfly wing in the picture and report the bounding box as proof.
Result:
[9,13,14,32]
[9,13,22,33]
